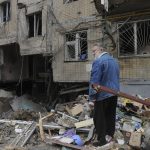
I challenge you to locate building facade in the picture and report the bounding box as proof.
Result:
[0,0,150,97]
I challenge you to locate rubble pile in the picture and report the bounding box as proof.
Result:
[0,89,149,150]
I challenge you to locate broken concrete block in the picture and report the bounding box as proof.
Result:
[129,132,142,148]
[10,95,46,112]
[59,137,74,144]
[0,89,13,98]
[65,105,72,116]
[75,119,93,128]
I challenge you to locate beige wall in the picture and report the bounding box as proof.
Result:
[52,0,104,82]
[0,0,17,45]
[53,0,97,26]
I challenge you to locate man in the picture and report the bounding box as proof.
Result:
[89,43,120,147]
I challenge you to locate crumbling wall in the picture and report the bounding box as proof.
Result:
[18,0,47,55]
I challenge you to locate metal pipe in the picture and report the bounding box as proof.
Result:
[92,84,150,106]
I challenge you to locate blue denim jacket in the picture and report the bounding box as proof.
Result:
[89,53,120,101]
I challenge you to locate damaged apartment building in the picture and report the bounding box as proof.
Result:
[0,0,150,103]
[51,0,150,98]
[0,0,52,101]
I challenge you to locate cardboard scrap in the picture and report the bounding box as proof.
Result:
[129,132,142,148]
[71,104,83,116]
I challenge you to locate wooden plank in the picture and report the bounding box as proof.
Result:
[39,113,53,141]
[75,119,93,128]
[41,113,53,120]
[39,113,45,141]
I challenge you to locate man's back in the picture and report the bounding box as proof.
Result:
[90,53,119,101]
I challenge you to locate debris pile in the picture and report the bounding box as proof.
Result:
[0,89,150,150]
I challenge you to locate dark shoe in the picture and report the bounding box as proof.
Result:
[93,140,107,147]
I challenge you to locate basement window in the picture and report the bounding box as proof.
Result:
[27,11,42,38]
[118,19,150,56]
[63,0,78,4]
[65,30,88,61]
[0,1,10,23]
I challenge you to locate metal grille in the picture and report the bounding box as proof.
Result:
[118,19,150,56]
[65,31,88,61]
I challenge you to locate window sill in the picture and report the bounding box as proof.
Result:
[118,54,150,58]
[63,0,78,4]
[0,21,9,24]
[64,59,88,63]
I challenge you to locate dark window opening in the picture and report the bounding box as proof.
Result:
[28,12,42,38]
[1,1,10,22]
[28,15,34,37]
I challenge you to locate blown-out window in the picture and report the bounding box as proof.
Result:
[27,11,42,38]
[0,1,10,23]
[65,31,88,61]
[118,19,150,56]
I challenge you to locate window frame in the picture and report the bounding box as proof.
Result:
[64,30,88,62]
[0,1,10,23]
[117,19,150,58]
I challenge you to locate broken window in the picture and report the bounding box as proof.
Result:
[65,31,88,61]
[27,11,42,38]
[0,1,10,22]
[63,0,78,4]
[118,19,150,56]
